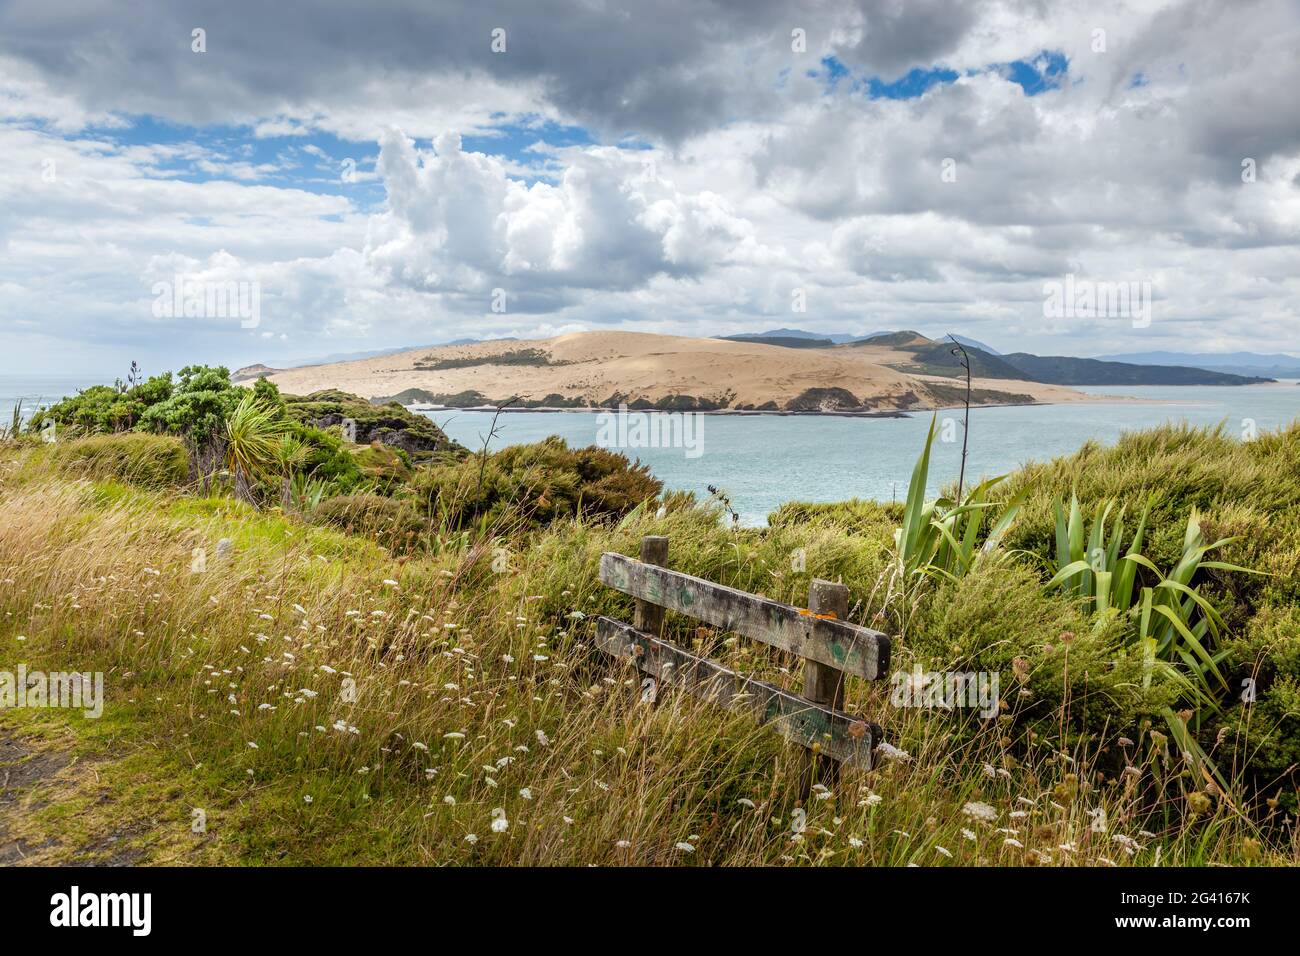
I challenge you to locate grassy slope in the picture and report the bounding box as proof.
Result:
[0,440,1293,866]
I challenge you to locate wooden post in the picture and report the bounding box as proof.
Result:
[633,536,669,637]
[803,578,849,791]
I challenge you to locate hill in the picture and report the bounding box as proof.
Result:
[725,327,860,344]
[257,330,1090,413]
[1001,354,1273,386]
[847,333,1272,386]
[1097,350,1300,379]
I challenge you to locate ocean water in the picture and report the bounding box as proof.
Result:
[0,376,92,429]
[421,383,1300,524]
[6,375,1296,526]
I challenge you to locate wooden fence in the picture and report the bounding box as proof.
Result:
[594,535,890,771]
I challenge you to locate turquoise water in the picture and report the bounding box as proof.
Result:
[422,383,1300,524]
[6,375,1296,526]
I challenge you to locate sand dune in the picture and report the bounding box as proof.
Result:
[250,331,1109,412]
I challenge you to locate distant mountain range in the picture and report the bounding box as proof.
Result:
[723,329,1274,386]
[724,327,861,345]
[723,328,1003,354]
[1097,350,1300,379]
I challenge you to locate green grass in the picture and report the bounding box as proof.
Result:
[0,426,1296,866]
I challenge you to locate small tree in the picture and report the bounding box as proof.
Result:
[137,366,240,491]
[224,393,287,506]
[270,433,311,511]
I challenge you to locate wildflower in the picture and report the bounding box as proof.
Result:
[443,795,455,805]
[303,795,313,804]
[490,808,509,833]
[412,742,428,752]
[736,798,756,809]
[961,828,977,841]
[424,769,437,780]
[519,788,533,800]
[1112,834,1140,856]
[961,801,997,824]
[566,611,585,621]
[443,732,465,740]
[246,741,259,749]
[383,579,399,588]
[863,792,883,807]
[875,742,912,763]
[464,834,478,844]
[675,842,695,853]
[1003,838,1024,849]
[298,688,318,699]
[563,817,574,825]
[935,846,953,858]
[615,840,631,849]
[848,836,864,848]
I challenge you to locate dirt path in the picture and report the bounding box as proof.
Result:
[0,718,223,866]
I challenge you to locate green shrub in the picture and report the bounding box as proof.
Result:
[310,493,427,552]
[908,561,1178,739]
[411,437,662,529]
[768,498,901,542]
[52,433,190,488]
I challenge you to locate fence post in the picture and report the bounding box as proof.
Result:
[803,578,849,790]
[633,535,669,637]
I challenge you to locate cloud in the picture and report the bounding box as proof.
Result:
[0,0,1298,375]
[365,129,755,310]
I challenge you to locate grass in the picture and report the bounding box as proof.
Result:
[0,433,1295,866]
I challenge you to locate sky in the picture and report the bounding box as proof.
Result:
[1,0,1298,378]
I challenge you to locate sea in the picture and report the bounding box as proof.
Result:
[5,376,1297,526]
[420,383,1300,524]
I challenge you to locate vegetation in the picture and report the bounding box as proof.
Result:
[414,347,570,370]
[1,387,1296,866]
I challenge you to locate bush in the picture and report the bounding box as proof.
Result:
[768,497,902,543]
[52,433,190,488]
[310,493,427,552]
[907,561,1178,740]
[411,437,662,529]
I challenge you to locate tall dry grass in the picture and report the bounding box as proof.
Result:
[0,444,1292,865]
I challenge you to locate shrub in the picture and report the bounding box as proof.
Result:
[52,433,190,488]
[908,561,1178,740]
[768,498,901,543]
[311,493,427,552]
[411,436,662,529]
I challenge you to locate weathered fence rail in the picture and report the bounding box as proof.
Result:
[594,535,890,771]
